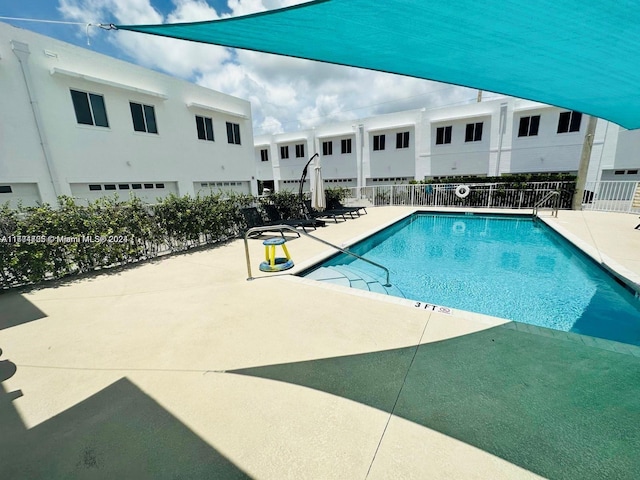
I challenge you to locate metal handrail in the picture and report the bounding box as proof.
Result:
[533,190,560,218]
[243,225,392,286]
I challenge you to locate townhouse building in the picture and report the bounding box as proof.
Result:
[0,22,256,208]
[255,98,640,193]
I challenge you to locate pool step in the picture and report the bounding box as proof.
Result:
[304,265,405,298]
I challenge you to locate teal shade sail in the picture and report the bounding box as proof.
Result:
[117,0,640,129]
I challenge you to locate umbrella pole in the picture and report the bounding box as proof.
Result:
[298,153,319,206]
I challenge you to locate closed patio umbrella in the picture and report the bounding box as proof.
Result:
[311,155,325,212]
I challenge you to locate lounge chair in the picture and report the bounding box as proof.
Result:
[303,199,348,223]
[327,198,367,216]
[262,204,325,232]
[240,207,299,238]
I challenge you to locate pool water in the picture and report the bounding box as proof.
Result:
[307,212,640,346]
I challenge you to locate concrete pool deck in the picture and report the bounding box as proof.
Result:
[0,207,639,479]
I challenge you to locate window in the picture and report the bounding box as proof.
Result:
[341,138,352,154]
[195,115,214,141]
[280,146,289,159]
[322,141,333,156]
[70,90,109,127]
[132,184,142,189]
[557,111,582,133]
[104,184,116,191]
[395,131,410,149]
[614,170,626,175]
[0,186,12,194]
[295,144,305,158]
[118,184,130,190]
[226,122,241,144]
[88,184,102,191]
[465,122,483,142]
[628,170,639,175]
[435,126,452,145]
[144,183,154,189]
[373,134,386,151]
[130,102,158,134]
[260,149,269,162]
[155,183,165,189]
[518,115,541,137]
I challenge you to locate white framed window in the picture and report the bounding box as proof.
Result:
[518,115,540,137]
[373,134,386,151]
[341,138,352,154]
[195,115,214,141]
[295,144,305,158]
[280,146,289,159]
[322,141,333,155]
[130,102,157,134]
[260,149,269,162]
[435,126,452,145]
[71,89,109,127]
[557,111,582,133]
[465,122,483,142]
[226,122,241,144]
[396,131,410,148]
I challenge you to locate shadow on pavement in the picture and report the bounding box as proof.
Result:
[0,293,47,331]
[230,324,640,479]
[0,350,251,479]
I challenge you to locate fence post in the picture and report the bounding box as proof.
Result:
[411,184,415,206]
[488,184,493,208]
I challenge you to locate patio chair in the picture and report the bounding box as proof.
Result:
[327,197,367,216]
[240,207,299,238]
[303,199,348,223]
[262,204,325,233]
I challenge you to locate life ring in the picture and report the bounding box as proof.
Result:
[455,185,471,199]
[259,257,295,272]
[452,221,466,234]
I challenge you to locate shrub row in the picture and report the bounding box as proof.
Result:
[413,173,577,187]
[0,192,254,289]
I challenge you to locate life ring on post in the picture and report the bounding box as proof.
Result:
[455,185,471,199]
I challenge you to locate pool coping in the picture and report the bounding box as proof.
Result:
[288,207,640,352]
[540,216,640,294]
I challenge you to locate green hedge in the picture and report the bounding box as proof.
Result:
[413,173,577,186]
[258,190,302,219]
[0,192,253,289]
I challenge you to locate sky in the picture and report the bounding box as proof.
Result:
[1,0,505,136]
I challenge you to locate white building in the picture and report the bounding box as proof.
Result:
[0,22,256,208]
[255,98,640,192]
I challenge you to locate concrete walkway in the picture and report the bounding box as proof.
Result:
[0,207,638,479]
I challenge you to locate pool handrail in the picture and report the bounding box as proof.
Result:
[244,225,392,286]
[533,190,560,218]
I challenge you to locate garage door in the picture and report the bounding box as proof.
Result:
[0,183,42,208]
[70,182,179,205]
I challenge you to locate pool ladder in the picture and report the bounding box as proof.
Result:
[243,225,392,286]
[533,191,560,220]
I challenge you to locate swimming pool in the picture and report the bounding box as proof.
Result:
[302,212,640,346]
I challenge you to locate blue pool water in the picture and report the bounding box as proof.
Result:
[306,212,640,345]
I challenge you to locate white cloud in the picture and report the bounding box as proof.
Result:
[58,0,499,136]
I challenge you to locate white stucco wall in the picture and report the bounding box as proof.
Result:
[0,22,256,207]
